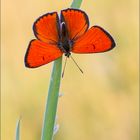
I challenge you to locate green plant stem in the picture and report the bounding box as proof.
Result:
[41,57,62,140]
[41,0,83,140]
[71,0,83,8]
[15,119,20,140]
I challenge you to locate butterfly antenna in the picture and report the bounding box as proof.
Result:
[62,57,68,78]
[70,55,83,74]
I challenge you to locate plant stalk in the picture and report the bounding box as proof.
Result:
[41,0,83,140]
[41,57,62,140]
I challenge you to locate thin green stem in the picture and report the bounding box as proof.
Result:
[41,0,83,140]
[41,57,62,140]
[71,0,83,8]
[15,119,20,140]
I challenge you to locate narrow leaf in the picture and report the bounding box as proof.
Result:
[41,0,83,140]
[41,57,62,140]
[71,0,83,8]
[15,119,20,140]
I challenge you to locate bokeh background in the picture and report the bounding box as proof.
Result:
[1,0,139,140]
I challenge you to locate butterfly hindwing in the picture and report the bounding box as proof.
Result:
[33,12,60,43]
[61,8,89,40]
[72,26,115,53]
[25,40,63,68]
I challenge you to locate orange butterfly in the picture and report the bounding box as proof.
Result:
[25,8,115,68]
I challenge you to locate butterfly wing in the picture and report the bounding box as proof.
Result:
[61,8,89,40]
[25,40,63,68]
[25,12,62,68]
[33,12,60,43]
[72,26,115,53]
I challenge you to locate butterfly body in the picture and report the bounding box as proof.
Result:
[25,8,115,68]
[58,22,72,57]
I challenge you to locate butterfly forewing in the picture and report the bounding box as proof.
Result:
[61,8,89,40]
[72,26,115,53]
[33,12,60,43]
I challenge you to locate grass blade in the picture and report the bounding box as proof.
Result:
[41,57,62,140]
[41,0,83,140]
[15,119,20,140]
[71,0,83,8]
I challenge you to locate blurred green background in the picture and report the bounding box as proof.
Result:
[1,0,139,140]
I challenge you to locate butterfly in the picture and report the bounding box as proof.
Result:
[24,8,115,68]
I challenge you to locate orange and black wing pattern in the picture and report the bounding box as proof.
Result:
[25,12,62,68]
[33,12,60,43]
[61,8,89,40]
[25,9,116,68]
[25,40,62,68]
[72,26,115,53]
